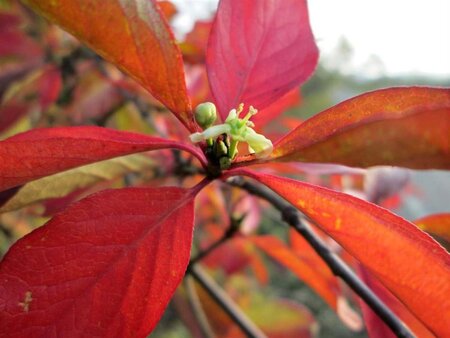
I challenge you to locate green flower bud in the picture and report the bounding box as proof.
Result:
[194,102,217,129]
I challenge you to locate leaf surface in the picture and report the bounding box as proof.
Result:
[0,186,197,337]
[0,126,205,192]
[357,265,434,338]
[207,0,318,119]
[21,0,195,131]
[234,169,450,337]
[0,154,153,213]
[271,87,450,169]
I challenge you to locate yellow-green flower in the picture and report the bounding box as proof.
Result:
[190,103,273,159]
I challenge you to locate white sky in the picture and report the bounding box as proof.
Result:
[309,0,450,78]
[171,0,450,79]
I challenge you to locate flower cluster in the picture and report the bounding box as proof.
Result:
[190,102,273,161]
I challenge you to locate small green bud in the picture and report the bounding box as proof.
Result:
[195,102,217,129]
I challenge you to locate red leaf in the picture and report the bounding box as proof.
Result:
[252,232,362,330]
[0,126,206,192]
[202,238,252,275]
[0,10,42,62]
[180,21,212,64]
[251,235,339,310]
[414,213,450,243]
[232,169,450,337]
[61,68,122,123]
[0,12,21,31]
[0,65,61,132]
[207,0,318,119]
[158,1,178,21]
[357,265,434,338]
[0,186,198,337]
[21,0,195,131]
[253,89,302,131]
[270,87,450,169]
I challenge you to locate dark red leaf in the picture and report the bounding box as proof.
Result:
[230,169,450,337]
[61,68,122,123]
[21,0,195,131]
[0,12,21,31]
[0,126,206,192]
[0,65,61,132]
[0,186,199,337]
[207,0,318,119]
[270,87,450,169]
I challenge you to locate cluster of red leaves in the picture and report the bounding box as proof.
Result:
[0,0,449,337]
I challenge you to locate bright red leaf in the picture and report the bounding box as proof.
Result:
[232,169,450,337]
[21,0,196,131]
[207,0,318,119]
[0,126,205,192]
[270,87,450,169]
[0,186,198,337]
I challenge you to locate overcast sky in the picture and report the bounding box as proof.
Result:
[171,0,450,79]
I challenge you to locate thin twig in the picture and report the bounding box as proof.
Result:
[187,265,268,338]
[228,176,415,338]
[185,276,217,338]
[189,221,239,267]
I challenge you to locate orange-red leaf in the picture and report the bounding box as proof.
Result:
[251,235,339,310]
[235,169,450,337]
[21,0,195,131]
[271,87,450,169]
[414,213,450,242]
[0,187,197,337]
[0,126,205,192]
[357,265,434,338]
